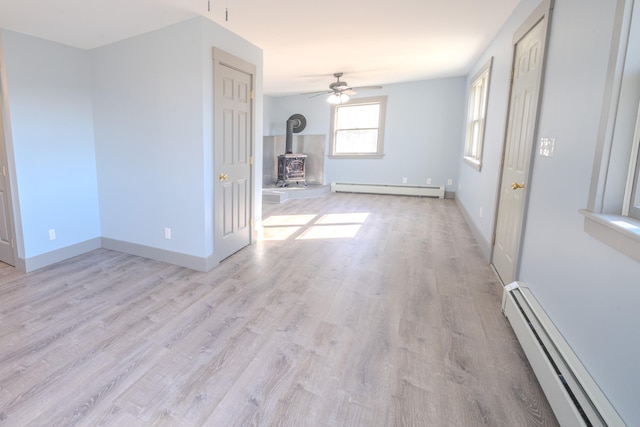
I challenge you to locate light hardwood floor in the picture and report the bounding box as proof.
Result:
[0,193,558,426]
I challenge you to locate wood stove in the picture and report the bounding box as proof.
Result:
[277,154,307,186]
[276,114,307,187]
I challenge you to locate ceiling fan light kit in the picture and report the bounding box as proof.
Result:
[327,93,350,104]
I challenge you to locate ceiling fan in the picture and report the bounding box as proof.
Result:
[304,73,382,104]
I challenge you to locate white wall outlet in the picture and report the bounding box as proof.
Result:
[426,178,432,185]
[164,227,171,240]
[49,229,56,240]
[447,178,453,185]
[402,177,408,184]
[479,207,483,218]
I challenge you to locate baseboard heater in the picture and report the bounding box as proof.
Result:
[330,182,445,198]
[502,282,625,426]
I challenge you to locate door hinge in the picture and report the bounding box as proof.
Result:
[10,238,14,248]
[250,156,253,165]
[250,90,254,100]
[492,234,496,247]
[2,166,6,176]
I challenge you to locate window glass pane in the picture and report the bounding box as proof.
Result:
[335,129,379,153]
[337,104,380,129]
[463,58,492,169]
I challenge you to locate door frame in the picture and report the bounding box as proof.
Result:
[0,41,18,267]
[212,47,256,263]
[490,0,554,281]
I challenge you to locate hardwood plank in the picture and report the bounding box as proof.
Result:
[0,194,559,426]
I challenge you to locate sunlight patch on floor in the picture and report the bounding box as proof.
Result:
[297,224,362,240]
[261,212,370,241]
[262,214,317,227]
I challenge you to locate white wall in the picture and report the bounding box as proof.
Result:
[458,0,640,423]
[265,78,465,190]
[1,31,101,260]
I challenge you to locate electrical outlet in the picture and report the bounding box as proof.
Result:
[49,229,56,240]
[402,177,408,184]
[447,179,453,185]
[426,178,432,185]
[479,207,483,218]
[164,227,171,240]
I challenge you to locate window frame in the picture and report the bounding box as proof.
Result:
[625,100,640,219]
[329,95,387,159]
[463,57,493,171]
[582,0,640,263]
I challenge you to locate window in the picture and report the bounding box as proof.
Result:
[463,57,493,171]
[330,96,387,158]
[582,0,640,263]
[625,101,640,219]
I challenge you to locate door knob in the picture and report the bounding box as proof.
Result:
[511,182,525,190]
[219,173,228,181]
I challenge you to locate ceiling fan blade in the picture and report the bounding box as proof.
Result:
[308,91,332,98]
[351,85,383,91]
[343,89,357,96]
[301,89,331,96]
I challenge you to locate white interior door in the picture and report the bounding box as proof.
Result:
[492,9,550,284]
[214,50,253,262]
[0,91,15,266]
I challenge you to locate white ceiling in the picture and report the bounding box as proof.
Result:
[0,0,520,96]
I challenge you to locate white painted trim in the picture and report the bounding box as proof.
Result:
[331,182,445,198]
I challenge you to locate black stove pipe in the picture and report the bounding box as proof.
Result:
[285,118,295,154]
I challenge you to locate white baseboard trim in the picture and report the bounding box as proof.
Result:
[331,182,445,198]
[101,238,217,272]
[17,238,102,273]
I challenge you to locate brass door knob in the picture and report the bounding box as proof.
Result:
[219,173,228,181]
[511,182,525,190]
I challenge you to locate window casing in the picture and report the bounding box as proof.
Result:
[625,101,640,219]
[330,96,387,158]
[463,58,493,171]
[582,0,640,263]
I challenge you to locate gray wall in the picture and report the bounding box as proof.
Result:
[265,77,466,190]
[457,0,640,423]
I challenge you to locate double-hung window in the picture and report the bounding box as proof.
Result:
[463,58,492,171]
[330,96,387,158]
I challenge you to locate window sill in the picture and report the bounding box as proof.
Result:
[580,209,640,263]
[328,154,384,159]
[463,156,482,171]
